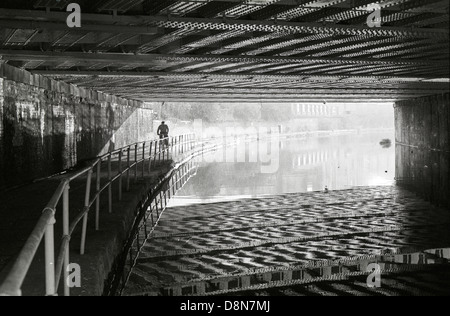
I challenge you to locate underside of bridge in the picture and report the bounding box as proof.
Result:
[0,1,449,194]
[0,0,448,102]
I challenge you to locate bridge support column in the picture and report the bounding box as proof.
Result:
[395,93,449,207]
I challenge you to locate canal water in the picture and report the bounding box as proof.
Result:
[170,131,395,207]
[123,129,450,296]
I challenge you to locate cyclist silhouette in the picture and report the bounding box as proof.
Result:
[157,121,170,146]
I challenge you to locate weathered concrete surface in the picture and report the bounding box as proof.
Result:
[123,186,450,296]
[0,63,154,189]
[395,93,450,208]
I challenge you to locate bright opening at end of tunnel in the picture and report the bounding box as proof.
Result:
[160,102,396,207]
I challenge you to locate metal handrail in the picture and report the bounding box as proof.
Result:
[110,134,254,295]
[0,131,278,296]
[0,133,195,296]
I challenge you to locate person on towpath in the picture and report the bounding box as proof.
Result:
[157,121,170,146]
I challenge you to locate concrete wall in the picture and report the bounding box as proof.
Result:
[395,93,449,207]
[0,63,154,189]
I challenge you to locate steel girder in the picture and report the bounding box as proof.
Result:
[0,1,448,103]
[0,50,444,67]
[31,69,450,83]
[149,15,448,40]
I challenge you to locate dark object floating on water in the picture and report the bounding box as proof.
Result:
[380,139,392,148]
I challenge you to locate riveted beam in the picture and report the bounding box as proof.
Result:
[0,9,447,40]
[0,50,446,68]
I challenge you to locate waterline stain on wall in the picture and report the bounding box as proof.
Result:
[0,63,154,189]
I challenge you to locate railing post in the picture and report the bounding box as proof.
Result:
[135,144,138,183]
[171,177,175,196]
[159,140,162,161]
[127,147,131,191]
[173,137,176,157]
[179,135,182,154]
[155,197,160,218]
[181,165,184,185]
[182,135,185,153]
[153,139,158,167]
[45,213,56,296]
[166,138,170,161]
[63,185,70,296]
[142,142,146,178]
[160,192,164,212]
[164,138,167,161]
[118,150,123,201]
[173,137,176,159]
[175,136,177,156]
[164,136,170,161]
[95,161,101,231]
[80,170,93,256]
[167,181,171,199]
[149,141,153,173]
[178,136,181,156]
[150,206,155,227]
[108,154,112,213]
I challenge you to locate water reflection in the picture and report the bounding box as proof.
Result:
[172,132,395,205]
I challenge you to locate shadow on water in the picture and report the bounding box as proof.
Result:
[126,245,450,296]
[121,132,450,297]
